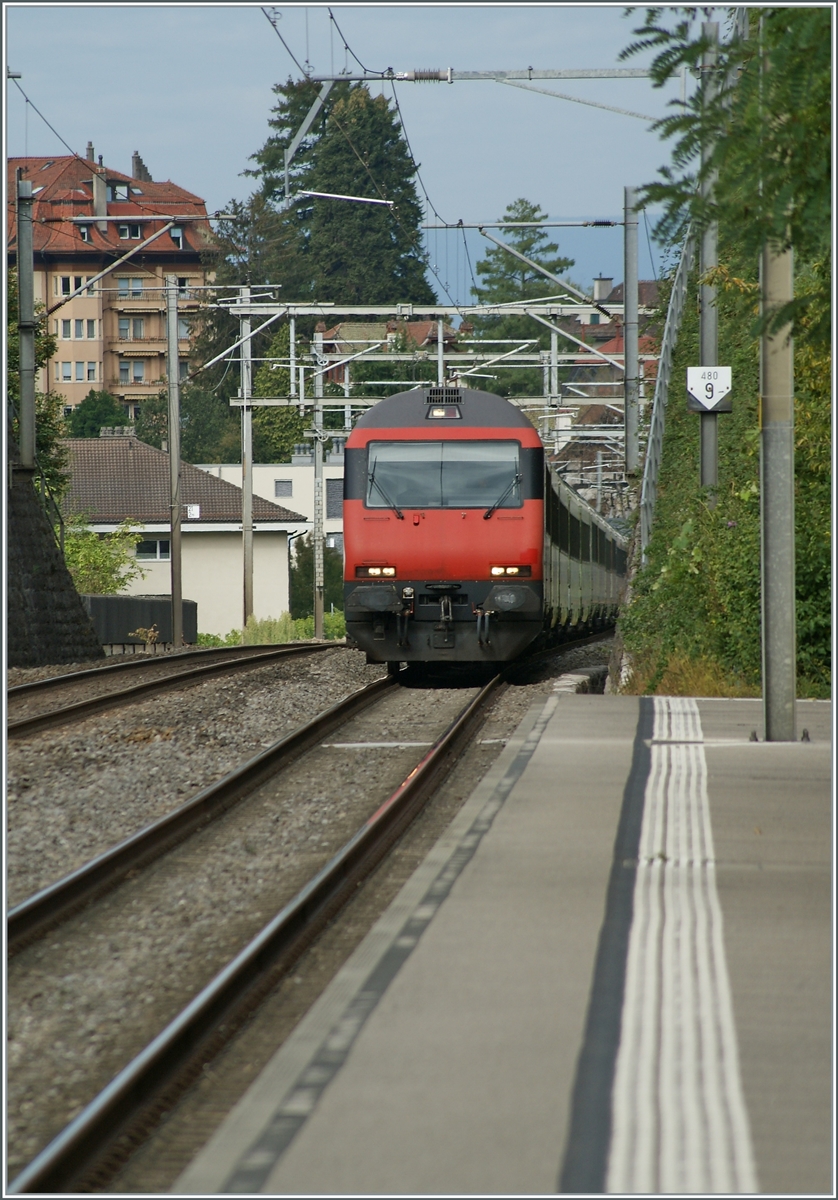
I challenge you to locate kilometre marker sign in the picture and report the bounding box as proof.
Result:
[687,366,732,411]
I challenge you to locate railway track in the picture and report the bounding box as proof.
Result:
[8,670,506,1193]
[7,642,337,739]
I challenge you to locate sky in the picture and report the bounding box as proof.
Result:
[5,3,690,301]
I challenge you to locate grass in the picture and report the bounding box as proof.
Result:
[197,611,346,647]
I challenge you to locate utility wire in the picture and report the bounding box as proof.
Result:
[261,7,312,80]
[327,8,373,74]
[643,208,658,282]
[10,78,88,167]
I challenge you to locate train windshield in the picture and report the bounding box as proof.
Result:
[366,441,521,509]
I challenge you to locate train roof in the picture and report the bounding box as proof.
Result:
[352,386,536,430]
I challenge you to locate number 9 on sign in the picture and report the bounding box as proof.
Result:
[686,366,732,412]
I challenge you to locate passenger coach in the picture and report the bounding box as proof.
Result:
[343,386,627,667]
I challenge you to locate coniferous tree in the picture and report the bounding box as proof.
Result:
[304,86,436,304]
[471,199,575,396]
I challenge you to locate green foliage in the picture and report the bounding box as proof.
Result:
[63,516,146,595]
[67,390,127,438]
[289,533,344,619]
[623,7,831,343]
[618,245,830,697]
[134,386,242,464]
[251,324,308,463]
[471,199,575,396]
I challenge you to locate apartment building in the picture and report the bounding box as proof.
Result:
[7,147,213,418]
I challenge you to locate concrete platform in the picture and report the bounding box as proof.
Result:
[173,692,832,1196]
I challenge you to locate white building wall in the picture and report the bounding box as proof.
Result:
[119,529,289,638]
[196,462,344,544]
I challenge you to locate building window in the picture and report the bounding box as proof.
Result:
[117,277,144,298]
[177,276,189,295]
[118,223,142,240]
[87,362,97,381]
[274,479,293,498]
[87,319,97,339]
[136,539,170,561]
[61,362,71,381]
[62,319,71,339]
[326,477,343,520]
[177,317,190,339]
[63,406,73,418]
[118,317,130,340]
[75,362,84,381]
[171,227,183,250]
[75,319,84,339]
[119,360,130,384]
[179,360,190,381]
[61,276,71,296]
[74,276,83,291]
[107,182,129,201]
[79,224,91,242]
[133,361,145,383]
[590,313,600,325]
[132,318,144,339]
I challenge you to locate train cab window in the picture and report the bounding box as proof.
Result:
[366,441,521,510]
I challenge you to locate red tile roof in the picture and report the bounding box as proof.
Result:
[62,437,305,525]
[7,155,213,259]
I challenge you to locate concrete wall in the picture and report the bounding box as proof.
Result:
[122,529,289,637]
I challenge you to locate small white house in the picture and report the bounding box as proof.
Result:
[63,435,306,637]
[196,438,346,555]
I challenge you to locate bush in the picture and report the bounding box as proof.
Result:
[63,516,146,595]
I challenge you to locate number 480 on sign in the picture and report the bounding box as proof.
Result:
[686,366,732,412]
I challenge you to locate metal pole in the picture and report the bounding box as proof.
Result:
[437,318,444,383]
[344,364,351,429]
[759,259,796,739]
[289,315,296,396]
[313,331,325,638]
[623,185,639,475]
[596,450,603,512]
[165,276,183,647]
[699,21,719,493]
[550,326,558,401]
[241,286,254,630]
[16,178,36,471]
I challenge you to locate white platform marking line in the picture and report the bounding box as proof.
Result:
[606,696,758,1193]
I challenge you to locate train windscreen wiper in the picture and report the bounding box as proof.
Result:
[368,467,405,519]
[483,473,522,520]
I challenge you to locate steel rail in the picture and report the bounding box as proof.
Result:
[7,642,334,701]
[9,672,503,1194]
[7,644,337,739]
[7,675,395,954]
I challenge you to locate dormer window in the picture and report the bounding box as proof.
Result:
[107,182,129,201]
[171,226,183,250]
[79,223,92,242]
[118,223,142,240]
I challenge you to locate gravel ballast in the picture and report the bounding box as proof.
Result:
[6,649,383,908]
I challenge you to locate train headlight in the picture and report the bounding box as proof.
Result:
[356,566,397,578]
[490,566,505,576]
[490,565,532,577]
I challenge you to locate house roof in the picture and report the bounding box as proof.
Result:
[7,155,213,259]
[606,280,660,308]
[321,319,457,350]
[61,437,305,525]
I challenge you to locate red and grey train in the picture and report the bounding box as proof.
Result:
[343,385,628,666]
